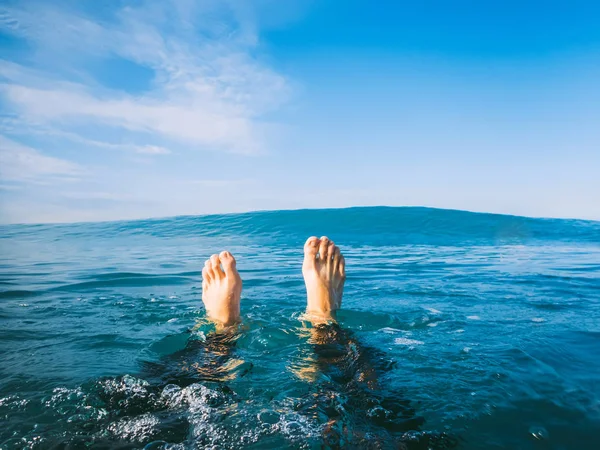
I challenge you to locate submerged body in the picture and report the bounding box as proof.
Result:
[195,236,454,448]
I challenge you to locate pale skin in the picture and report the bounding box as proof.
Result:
[201,251,243,327]
[201,236,346,328]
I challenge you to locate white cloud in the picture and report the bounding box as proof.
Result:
[0,117,172,156]
[0,0,294,223]
[2,83,263,154]
[0,135,83,183]
[135,145,170,155]
[59,191,134,201]
[0,0,289,155]
[187,179,254,187]
[0,183,22,191]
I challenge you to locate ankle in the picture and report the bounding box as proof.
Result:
[208,308,240,327]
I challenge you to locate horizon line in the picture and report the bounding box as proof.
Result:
[1,204,598,227]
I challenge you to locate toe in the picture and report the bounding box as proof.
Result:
[319,236,331,260]
[304,236,319,257]
[210,254,225,279]
[332,245,341,267]
[202,267,210,293]
[202,266,211,284]
[203,260,214,281]
[219,250,237,275]
[338,255,346,278]
[327,242,336,262]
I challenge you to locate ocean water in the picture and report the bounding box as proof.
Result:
[1,206,599,449]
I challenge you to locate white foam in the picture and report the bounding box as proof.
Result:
[161,383,221,414]
[380,327,401,334]
[98,375,150,402]
[106,413,160,441]
[44,387,85,407]
[467,315,481,320]
[0,395,28,409]
[394,337,424,346]
[269,410,320,443]
[424,307,441,314]
[531,318,545,323]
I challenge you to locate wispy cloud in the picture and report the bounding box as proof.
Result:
[135,145,170,155]
[0,116,172,156]
[0,0,292,223]
[59,191,135,201]
[187,179,254,188]
[0,0,289,155]
[0,135,83,183]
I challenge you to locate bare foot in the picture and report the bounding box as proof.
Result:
[302,236,346,321]
[201,251,242,327]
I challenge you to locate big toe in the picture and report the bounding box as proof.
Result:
[219,251,238,276]
[304,236,320,257]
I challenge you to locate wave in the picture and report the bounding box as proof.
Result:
[0,289,40,299]
[2,207,599,245]
[48,275,194,291]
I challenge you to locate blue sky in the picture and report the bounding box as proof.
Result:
[0,0,599,223]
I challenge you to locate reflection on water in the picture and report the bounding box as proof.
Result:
[290,322,456,448]
[134,320,454,449]
[0,322,457,449]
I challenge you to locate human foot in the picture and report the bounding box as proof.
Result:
[201,251,242,327]
[302,236,346,321]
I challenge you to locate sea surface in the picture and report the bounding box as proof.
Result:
[1,207,599,449]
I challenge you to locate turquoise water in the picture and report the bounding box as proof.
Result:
[1,206,599,449]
